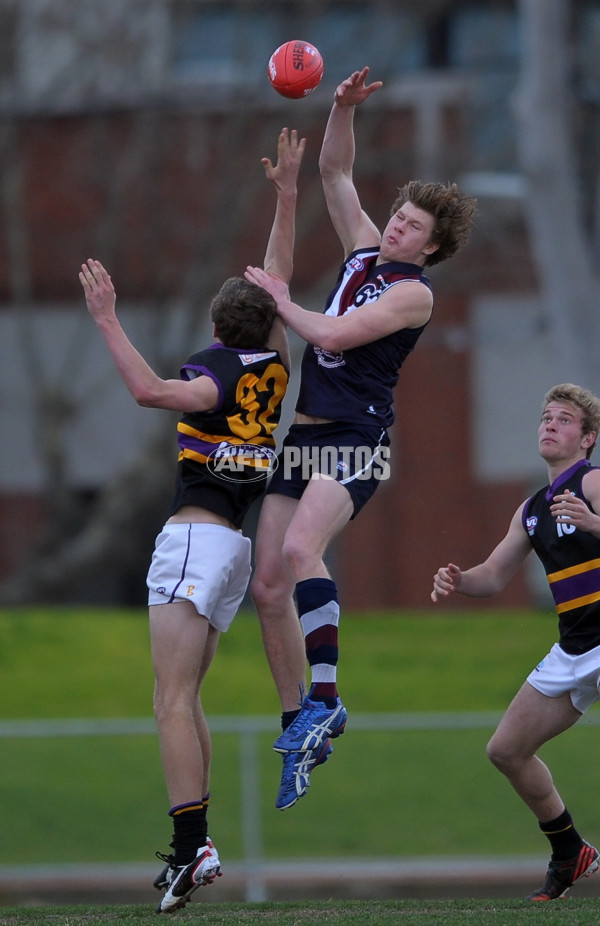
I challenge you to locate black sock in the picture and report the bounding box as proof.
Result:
[169,800,209,866]
[281,709,300,731]
[539,808,583,861]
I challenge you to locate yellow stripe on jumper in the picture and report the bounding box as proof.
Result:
[547,558,600,583]
[177,422,273,446]
[555,590,600,614]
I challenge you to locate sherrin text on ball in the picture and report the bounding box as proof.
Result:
[268,40,324,99]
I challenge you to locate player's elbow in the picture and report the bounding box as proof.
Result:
[318,151,333,179]
[319,155,347,187]
[134,393,156,408]
[472,571,508,598]
[132,384,163,408]
[317,323,364,353]
[317,330,347,353]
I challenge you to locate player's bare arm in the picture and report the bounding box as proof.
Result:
[319,67,382,257]
[260,128,305,371]
[244,267,432,352]
[80,259,219,413]
[432,503,532,602]
[262,127,306,287]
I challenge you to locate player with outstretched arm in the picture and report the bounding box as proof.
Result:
[80,129,304,913]
[245,67,477,811]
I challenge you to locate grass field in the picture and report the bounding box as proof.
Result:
[1,899,600,925]
[0,606,574,863]
[2,606,600,918]
[0,605,565,717]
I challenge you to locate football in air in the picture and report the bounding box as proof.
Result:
[268,40,324,99]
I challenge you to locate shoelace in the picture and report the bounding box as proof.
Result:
[155,850,175,864]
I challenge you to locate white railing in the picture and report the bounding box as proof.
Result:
[0,712,513,901]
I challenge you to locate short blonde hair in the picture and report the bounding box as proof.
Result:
[543,383,600,458]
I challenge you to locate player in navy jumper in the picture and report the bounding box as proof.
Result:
[432,383,600,900]
[80,127,303,911]
[245,67,476,810]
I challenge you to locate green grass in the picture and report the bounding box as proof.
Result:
[0,606,558,717]
[5,723,600,864]
[2,607,600,868]
[1,899,600,925]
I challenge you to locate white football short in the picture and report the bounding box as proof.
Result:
[146,522,251,633]
[527,641,600,713]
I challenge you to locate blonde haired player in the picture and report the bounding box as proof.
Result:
[432,383,600,901]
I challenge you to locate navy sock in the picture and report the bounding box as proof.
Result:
[296,577,339,701]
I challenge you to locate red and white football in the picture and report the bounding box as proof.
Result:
[268,40,324,99]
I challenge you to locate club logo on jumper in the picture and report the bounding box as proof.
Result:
[526,515,537,536]
[346,256,365,273]
[314,345,345,368]
[354,274,393,308]
[207,442,278,483]
[239,351,276,365]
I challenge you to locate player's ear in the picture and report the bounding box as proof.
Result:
[583,431,596,448]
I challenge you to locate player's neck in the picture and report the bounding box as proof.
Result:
[546,454,588,485]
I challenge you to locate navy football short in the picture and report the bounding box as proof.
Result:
[266,422,390,518]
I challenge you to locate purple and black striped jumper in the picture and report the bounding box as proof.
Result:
[523,459,600,655]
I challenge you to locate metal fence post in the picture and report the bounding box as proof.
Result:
[239,720,267,901]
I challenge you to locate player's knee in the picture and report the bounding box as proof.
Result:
[251,570,287,613]
[153,685,191,724]
[250,572,269,610]
[486,734,513,773]
[281,535,313,577]
[152,691,169,724]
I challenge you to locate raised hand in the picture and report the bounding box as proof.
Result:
[334,67,383,106]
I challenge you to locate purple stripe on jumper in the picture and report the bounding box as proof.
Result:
[550,566,600,608]
[177,432,221,457]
